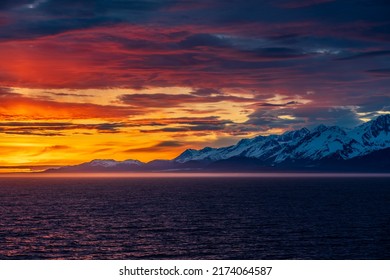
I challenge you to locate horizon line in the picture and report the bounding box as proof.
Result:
[0,172,390,178]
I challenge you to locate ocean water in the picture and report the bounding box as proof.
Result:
[0,176,389,259]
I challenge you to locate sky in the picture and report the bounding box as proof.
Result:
[0,0,389,172]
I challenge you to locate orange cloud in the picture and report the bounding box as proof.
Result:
[0,90,142,120]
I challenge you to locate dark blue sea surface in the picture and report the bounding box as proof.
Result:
[0,176,389,259]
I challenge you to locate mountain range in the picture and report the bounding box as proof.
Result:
[47,114,390,173]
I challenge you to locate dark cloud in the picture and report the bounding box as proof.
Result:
[292,106,362,128]
[245,106,363,131]
[274,0,336,9]
[1,1,389,94]
[179,33,230,48]
[354,95,390,112]
[137,116,232,133]
[153,127,190,133]
[0,121,74,127]
[246,111,303,128]
[0,0,30,10]
[119,93,252,107]
[0,0,175,40]
[249,47,310,59]
[0,114,236,136]
[38,0,173,17]
[47,92,94,97]
[0,121,128,136]
[258,101,301,107]
[123,140,184,153]
[3,131,65,136]
[366,68,390,76]
[155,141,183,147]
[95,122,125,133]
[125,116,230,126]
[337,50,390,60]
[140,123,228,133]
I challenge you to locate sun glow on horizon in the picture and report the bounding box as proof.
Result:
[0,85,262,171]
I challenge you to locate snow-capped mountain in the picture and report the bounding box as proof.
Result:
[47,115,390,173]
[175,114,390,164]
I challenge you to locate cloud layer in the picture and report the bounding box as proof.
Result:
[0,0,389,169]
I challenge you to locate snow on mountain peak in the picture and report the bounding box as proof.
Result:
[89,159,118,167]
[88,159,143,167]
[350,114,390,149]
[174,114,390,164]
[175,149,200,163]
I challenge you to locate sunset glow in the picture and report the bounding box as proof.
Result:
[0,0,389,172]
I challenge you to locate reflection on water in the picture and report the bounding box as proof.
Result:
[0,177,389,259]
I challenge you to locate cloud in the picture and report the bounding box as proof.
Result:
[0,12,388,93]
[249,47,310,59]
[94,122,126,133]
[292,106,362,128]
[179,33,231,48]
[140,124,229,133]
[366,68,390,76]
[0,120,71,136]
[0,1,31,10]
[337,50,390,60]
[0,0,388,147]
[258,101,301,107]
[32,144,70,156]
[274,0,336,9]
[123,140,184,153]
[354,95,390,112]
[91,148,113,154]
[118,93,253,107]
[0,113,238,137]
[0,89,144,120]
[0,120,129,136]
[246,111,303,128]
[3,131,65,136]
[134,116,233,133]
[45,145,69,150]
[246,104,363,130]
[155,141,183,147]
[191,88,223,96]
[47,92,94,97]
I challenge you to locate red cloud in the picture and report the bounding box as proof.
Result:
[0,22,384,99]
[0,23,320,90]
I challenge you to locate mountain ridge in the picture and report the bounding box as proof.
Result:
[175,114,390,163]
[46,115,390,173]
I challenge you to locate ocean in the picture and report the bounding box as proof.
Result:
[0,175,389,259]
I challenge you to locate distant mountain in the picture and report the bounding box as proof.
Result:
[47,115,390,173]
[48,159,144,173]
